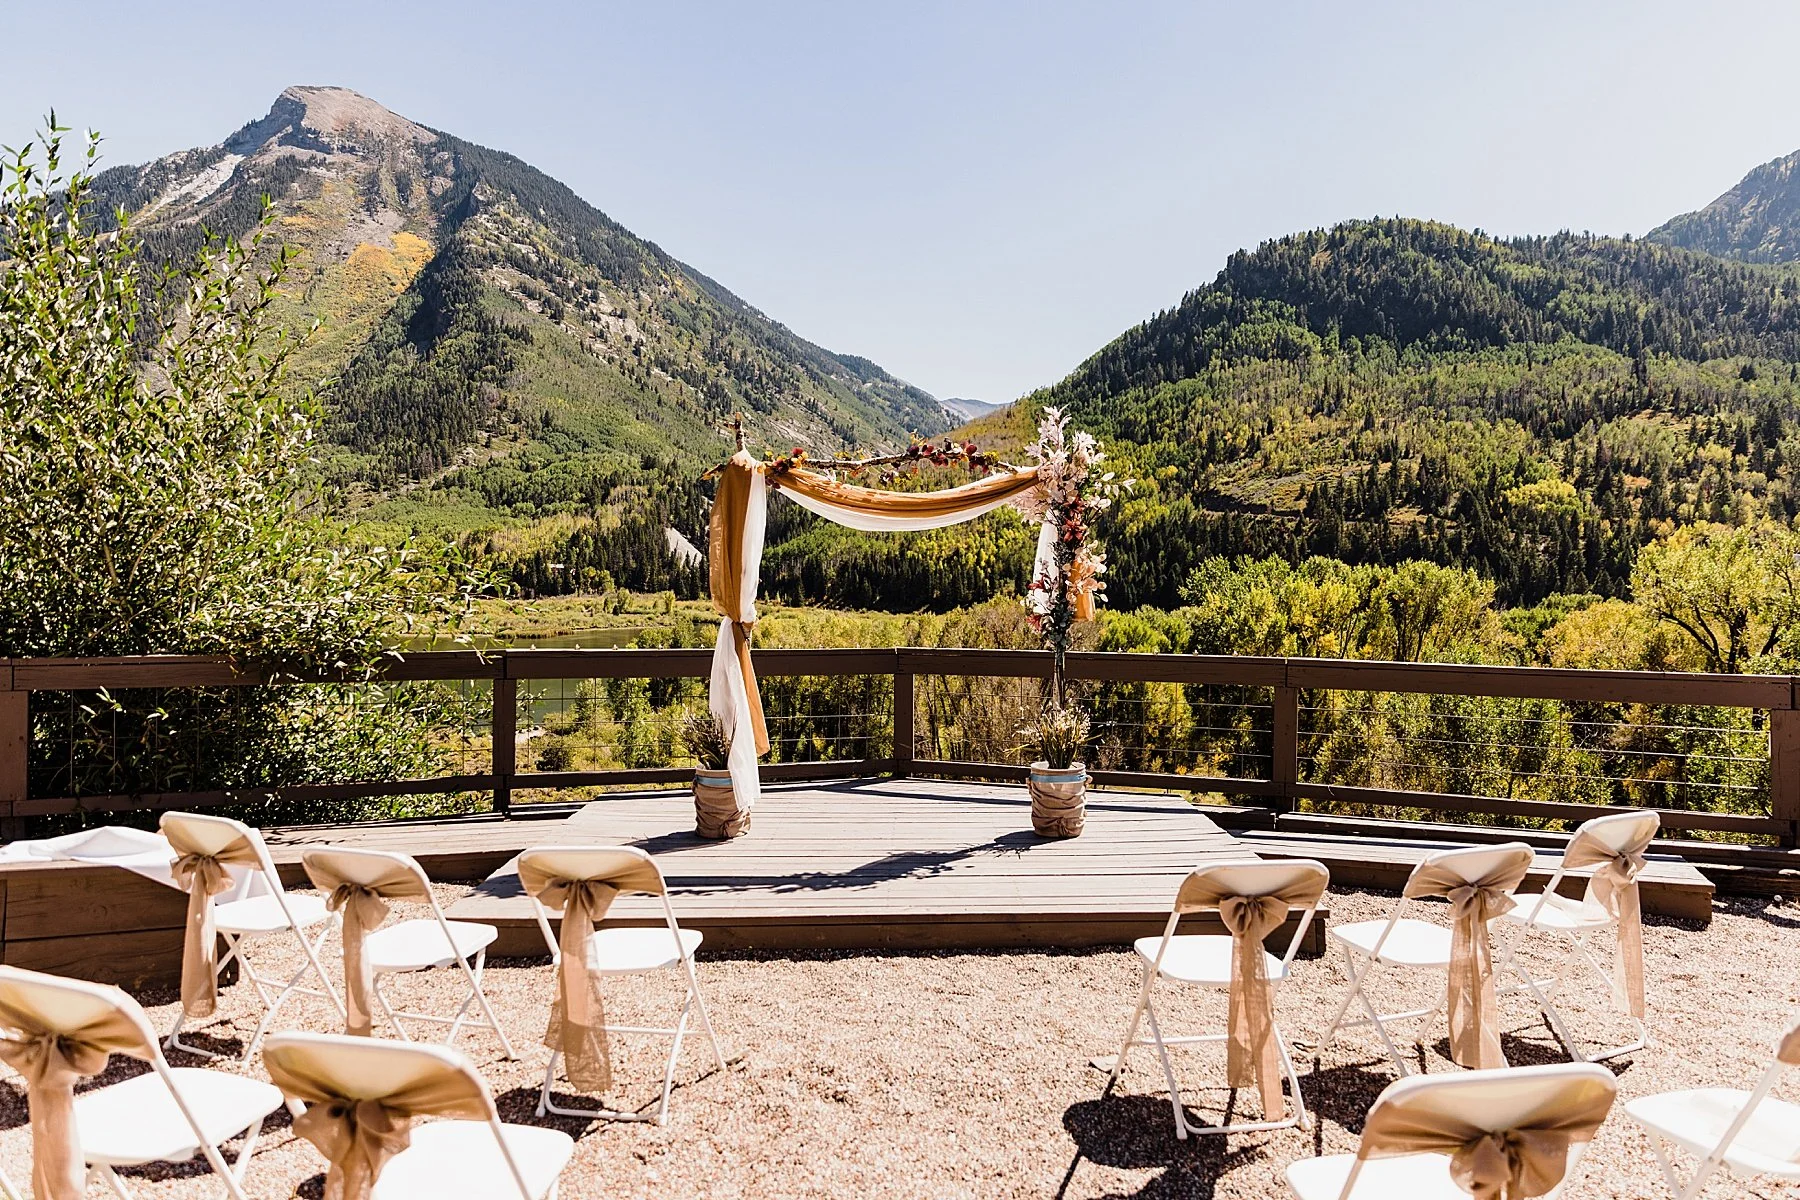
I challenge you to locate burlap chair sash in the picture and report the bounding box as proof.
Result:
[1404,851,1532,1069]
[302,854,430,1037]
[0,975,155,1200]
[1358,1071,1616,1199]
[264,1038,490,1200]
[1563,830,1652,1019]
[162,818,263,1019]
[1175,867,1325,1118]
[518,852,665,1094]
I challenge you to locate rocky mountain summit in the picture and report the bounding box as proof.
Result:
[1648,147,1800,263]
[89,86,946,503]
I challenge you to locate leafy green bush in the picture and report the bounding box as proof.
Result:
[0,121,492,826]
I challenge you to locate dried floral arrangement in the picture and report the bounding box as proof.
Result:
[680,711,731,771]
[1014,406,1127,703]
[1018,704,1091,771]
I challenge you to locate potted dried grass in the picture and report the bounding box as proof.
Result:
[1020,705,1090,838]
[682,712,750,839]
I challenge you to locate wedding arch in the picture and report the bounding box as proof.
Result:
[703,410,1117,808]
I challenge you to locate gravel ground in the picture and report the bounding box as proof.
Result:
[2,885,1797,1198]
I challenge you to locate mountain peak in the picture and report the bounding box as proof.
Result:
[226,85,433,155]
[1647,147,1800,263]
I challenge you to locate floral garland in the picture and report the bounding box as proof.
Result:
[1015,407,1124,696]
[764,435,1011,486]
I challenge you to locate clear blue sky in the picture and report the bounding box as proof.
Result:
[6,0,1800,403]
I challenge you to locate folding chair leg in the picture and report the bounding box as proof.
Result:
[231,1116,265,1185]
[465,948,518,1060]
[1274,1024,1311,1132]
[1317,943,1372,1057]
[93,1164,135,1199]
[243,959,313,1062]
[1349,964,1413,1076]
[681,953,728,1072]
[1142,998,1189,1140]
[1106,964,1156,1090]
[374,977,413,1041]
[653,992,695,1126]
[536,1054,558,1119]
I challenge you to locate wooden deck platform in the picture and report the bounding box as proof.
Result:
[2,779,1725,987]
[444,778,1318,955]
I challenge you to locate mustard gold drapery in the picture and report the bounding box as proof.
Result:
[706,458,1046,805]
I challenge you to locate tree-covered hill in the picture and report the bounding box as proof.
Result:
[1027,219,1800,609]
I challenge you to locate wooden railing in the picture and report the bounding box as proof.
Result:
[3,648,1796,846]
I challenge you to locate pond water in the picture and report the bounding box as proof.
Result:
[455,627,648,651]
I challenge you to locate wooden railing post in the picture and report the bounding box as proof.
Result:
[1,678,25,840]
[892,651,914,778]
[1770,701,1800,848]
[492,673,517,818]
[1272,684,1299,814]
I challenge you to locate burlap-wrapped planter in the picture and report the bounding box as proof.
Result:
[1028,761,1087,838]
[694,768,752,839]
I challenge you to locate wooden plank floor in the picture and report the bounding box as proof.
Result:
[444,778,1313,954]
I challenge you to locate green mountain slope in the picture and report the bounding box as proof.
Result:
[85,86,948,550]
[1648,148,1800,263]
[1030,219,1800,609]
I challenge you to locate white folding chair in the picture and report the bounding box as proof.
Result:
[0,965,284,1200]
[1286,1062,1617,1198]
[264,1031,574,1200]
[1104,858,1328,1138]
[1317,842,1535,1075]
[302,847,516,1058]
[1624,1014,1800,1199]
[1493,809,1659,1062]
[520,846,727,1124]
[160,812,344,1061]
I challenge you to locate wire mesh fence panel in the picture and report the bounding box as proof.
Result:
[1086,681,1274,779]
[1297,690,1769,826]
[25,679,494,827]
[914,673,1044,765]
[912,674,1274,780]
[516,672,892,778]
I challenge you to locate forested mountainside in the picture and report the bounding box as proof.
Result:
[86,86,946,563]
[977,218,1800,611]
[1649,148,1800,263]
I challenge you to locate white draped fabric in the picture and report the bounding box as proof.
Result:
[781,477,1032,533]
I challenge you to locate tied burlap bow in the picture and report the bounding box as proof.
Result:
[1563,840,1648,1019]
[517,853,667,1092]
[694,776,751,839]
[167,833,261,1019]
[1405,853,1531,1069]
[1176,869,1325,1119]
[265,1044,490,1200]
[0,993,152,1200]
[302,856,428,1038]
[1359,1074,1616,1199]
